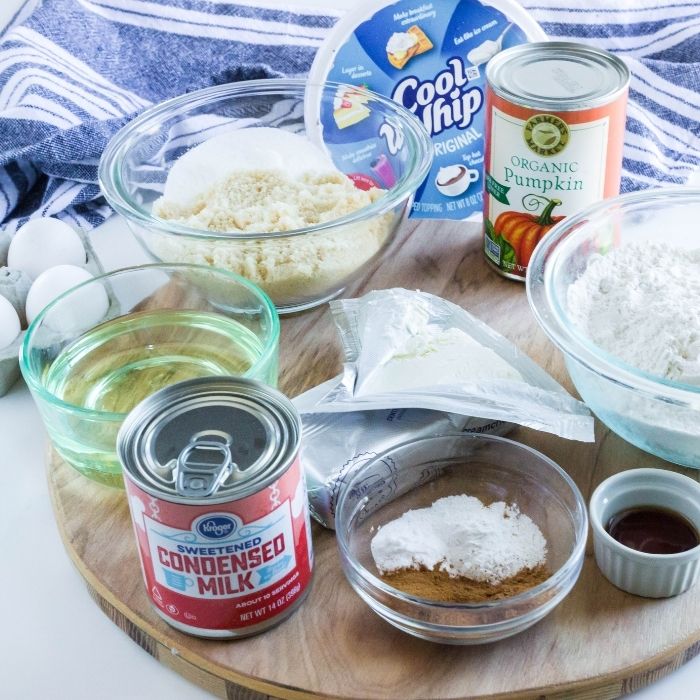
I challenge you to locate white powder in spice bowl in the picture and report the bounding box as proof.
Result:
[371,494,547,584]
[150,168,393,308]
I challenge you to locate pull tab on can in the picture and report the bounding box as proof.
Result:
[175,431,235,497]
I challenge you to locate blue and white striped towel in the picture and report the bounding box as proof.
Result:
[0,0,698,235]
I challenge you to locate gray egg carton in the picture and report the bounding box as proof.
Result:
[0,231,104,397]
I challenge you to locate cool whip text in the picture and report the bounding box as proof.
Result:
[392,57,483,136]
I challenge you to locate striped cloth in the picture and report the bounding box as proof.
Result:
[525,0,700,193]
[0,0,698,235]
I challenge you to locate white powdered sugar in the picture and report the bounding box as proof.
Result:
[567,241,700,385]
[370,495,547,584]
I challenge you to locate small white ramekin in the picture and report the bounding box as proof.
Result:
[589,468,700,598]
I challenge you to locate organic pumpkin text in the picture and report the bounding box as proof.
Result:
[503,155,583,196]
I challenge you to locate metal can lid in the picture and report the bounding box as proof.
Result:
[487,41,630,111]
[117,377,300,504]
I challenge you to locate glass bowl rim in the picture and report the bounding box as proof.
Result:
[98,78,434,241]
[335,432,588,614]
[526,187,700,405]
[19,262,280,419]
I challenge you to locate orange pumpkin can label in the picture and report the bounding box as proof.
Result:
[482,43,629,280]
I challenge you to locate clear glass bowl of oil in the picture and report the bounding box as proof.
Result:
[20,264,279,487]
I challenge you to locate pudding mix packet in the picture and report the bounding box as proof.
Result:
[294,288,594,528]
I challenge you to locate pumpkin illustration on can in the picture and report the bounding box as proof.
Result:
[481,42,629,281]
[494,195,564,268]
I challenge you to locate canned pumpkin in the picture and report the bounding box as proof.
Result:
[482,42,629,280]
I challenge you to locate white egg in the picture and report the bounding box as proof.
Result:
[0,295,21,349]
[45,279,109,335]
[26,265,109,336]
[8,218,86,280]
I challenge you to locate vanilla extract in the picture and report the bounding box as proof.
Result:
[606,506,699,555]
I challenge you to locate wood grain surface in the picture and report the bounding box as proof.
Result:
[47,218,700,699]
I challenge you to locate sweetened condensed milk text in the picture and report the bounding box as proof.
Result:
[157,534,286,595]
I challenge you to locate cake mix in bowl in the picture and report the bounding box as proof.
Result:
[99,79,432,313]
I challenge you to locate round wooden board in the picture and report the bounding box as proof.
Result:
[48,219,700,700]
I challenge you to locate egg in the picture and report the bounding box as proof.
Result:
[0,267,31,327]
[8,218,86,280]
[26,265,109,335]
[46,279,109,335]
[0,295,21,349]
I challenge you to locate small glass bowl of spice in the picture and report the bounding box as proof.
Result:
[590,468,700,598]
[335,433,587,644]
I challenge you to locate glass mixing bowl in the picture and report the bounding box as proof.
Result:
[20,264,279,487]
[527,188,700,468]
[99,79,433,314]
[335,434,587,644]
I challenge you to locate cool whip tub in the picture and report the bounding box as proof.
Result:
[307,0,545,220]
[118,377,313,638]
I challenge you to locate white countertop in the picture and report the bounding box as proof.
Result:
[2,1,700,698]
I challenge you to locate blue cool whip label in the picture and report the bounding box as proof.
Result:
[311,0,543,220]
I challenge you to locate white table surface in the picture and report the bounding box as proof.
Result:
[2,1,700,698]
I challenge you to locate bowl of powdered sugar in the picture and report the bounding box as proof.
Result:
[527,188,700,468]
[335,433,587,644]
[99,79,432,314]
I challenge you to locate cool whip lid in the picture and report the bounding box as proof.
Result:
[307,0,546,221]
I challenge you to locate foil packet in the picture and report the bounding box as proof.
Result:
[296,379,511,528]
[293,288,594,528]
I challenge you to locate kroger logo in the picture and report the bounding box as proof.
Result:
[195,515,237,540]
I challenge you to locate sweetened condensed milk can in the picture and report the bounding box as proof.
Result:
[117,376,313,638]
[483,42,629,279]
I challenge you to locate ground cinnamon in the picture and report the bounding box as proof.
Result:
[380,563,550,603]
